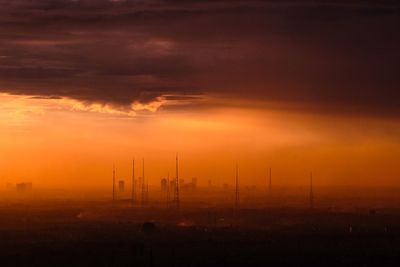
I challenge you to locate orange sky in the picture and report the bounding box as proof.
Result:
[0,93,399,189]
[0,0,399,194]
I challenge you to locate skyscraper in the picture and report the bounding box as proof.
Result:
[118,180,125,193]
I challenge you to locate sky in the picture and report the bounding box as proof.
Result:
[0,0,399,189]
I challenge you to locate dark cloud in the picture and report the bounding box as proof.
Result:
[0,0,399,115]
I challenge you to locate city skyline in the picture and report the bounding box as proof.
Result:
[0,2,399,266]
[0,1,399,189]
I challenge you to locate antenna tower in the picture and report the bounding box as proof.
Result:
[174,154,180,209]
[235,163,239,210]
[112,164,116,202]
[310,172,314,210]
[132,158,135,204]
[141,159,145,207]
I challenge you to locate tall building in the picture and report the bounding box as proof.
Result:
[16,182,32,192]
[118,180,125,193]
[161,178,168,193]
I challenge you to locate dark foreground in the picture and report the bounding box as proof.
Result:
[0,202,400,267]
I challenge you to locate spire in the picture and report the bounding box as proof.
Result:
[112,164,116,202]
[141,158,145,207]
[131,158,135,204]
[310,172,314,210]
[235,163,239,210]
[174,153,180,209]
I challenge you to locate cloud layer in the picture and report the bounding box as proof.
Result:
[0,0,399,115]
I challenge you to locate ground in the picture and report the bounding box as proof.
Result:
[0,200,399,266]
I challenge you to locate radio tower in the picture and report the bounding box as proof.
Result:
[309,172,314,210]
[112,164,116,202]
[131,158,135,204]
[235,163,239,210]
[141,159,145,207]
[174,154,180,209]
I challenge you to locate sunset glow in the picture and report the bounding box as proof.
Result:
[1,1,400,266]
[1,92,399,190]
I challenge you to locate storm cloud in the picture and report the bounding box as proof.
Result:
[0,0,399,115]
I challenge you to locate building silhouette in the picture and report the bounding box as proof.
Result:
[16,182,32,192]
[118,180,125,193]
[161,178,168,193]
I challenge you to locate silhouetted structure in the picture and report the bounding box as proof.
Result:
[161,178,167,193]
[235,163,239,210]
[132,158,135,204]
[174,154,180,209]
[166,172,171,207]
[118,180,125,193]
[141,159,145,207]
[16,182,32,192]
[310,172,314,210]
[269,167,272,196]
[112,165,116,202]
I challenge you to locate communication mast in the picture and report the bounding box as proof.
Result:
[132,158,135,204]
[174,154,180,209]
[141,159,145,207]
[235,163,239,210]
[309,172,314,210]
[112,164,116,202]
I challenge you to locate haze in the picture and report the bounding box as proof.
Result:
[0,0,399,192]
